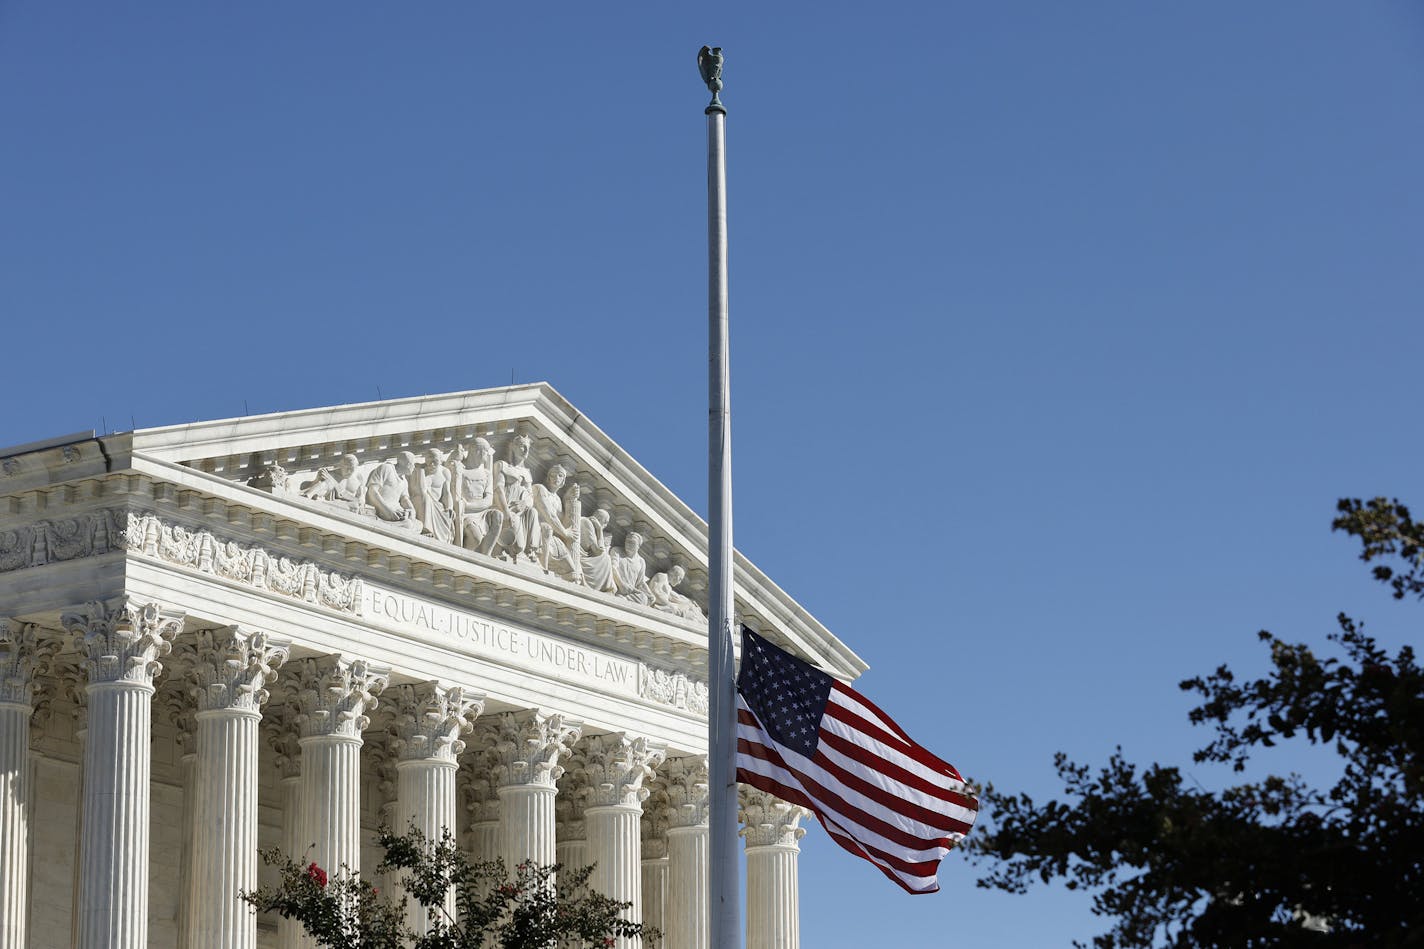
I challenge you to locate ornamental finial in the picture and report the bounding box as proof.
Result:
[697,46,724,108]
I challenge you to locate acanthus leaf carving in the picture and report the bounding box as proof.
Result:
[61,597,186,687]
[191,626,289,713]
[294,655,387,739]
[392,682,484,763]
[738,785,810,849]
[580,733,666,809]
[0,620,60,707]
[662,755,710,829]
[486,710,581,790]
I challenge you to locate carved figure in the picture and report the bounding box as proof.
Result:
[365,452,421,531]
[492,436,539,562]
[651,564,704,620]
[531,466,582,581]
[611,531,653,605]
[410,448,455,543]
[577,508,617,592]
[453,438,504,556]
[299,454,365,507]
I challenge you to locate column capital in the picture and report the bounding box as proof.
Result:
[393,682,484,763]
[155,684,198,757]
[662,754,710,828]
[641,787,670,859]
[295,654,388,739]
[61,597,186,686]
[0,620,59,706]
[192,626,289,714]
[487,710,581,789]
[464,755,501,825]
[261,705,303,779]
[556,753,591,840]
[738,786,810,849]
[581,733,666,808]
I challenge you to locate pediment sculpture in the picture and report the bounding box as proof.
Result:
[247,435,707,622]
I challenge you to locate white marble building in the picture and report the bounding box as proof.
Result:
[0,383,865,949]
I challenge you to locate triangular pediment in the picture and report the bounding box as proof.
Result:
[110,383,864,681]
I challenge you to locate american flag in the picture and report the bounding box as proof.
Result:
[734,627,979,894]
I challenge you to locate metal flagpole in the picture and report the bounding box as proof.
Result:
[697,45,741,949]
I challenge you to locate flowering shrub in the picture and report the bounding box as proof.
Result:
[243,826,656,948]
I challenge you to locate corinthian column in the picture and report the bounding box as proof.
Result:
[663,755,710,949]
[188,627,288,949]
[740,788,809,949]
[0,621,58,949]
[62,597,184,949]
[392,682,483,933]
[153,686,196,947]
[639,793,670,941]
[489,711,580,873]
[295,656,387,891]
[581,734,665,949]
[463,753,501,868]
[554,752,589,880]
[263,721,303,949]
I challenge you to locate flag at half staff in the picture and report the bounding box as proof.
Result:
[734,627,979,894]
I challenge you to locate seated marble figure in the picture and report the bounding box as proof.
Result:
[298,454,366,508]
[364,452,421,531]
[452,438,504,556]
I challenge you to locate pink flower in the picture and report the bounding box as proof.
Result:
[306,862,328,888]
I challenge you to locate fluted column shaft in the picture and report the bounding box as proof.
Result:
[666,823,709,949]
[191,708,261,948]
[0,619,52,949]
[639,847,668,941]
[585,804,643,948]
[397,758,458,928]
[497,784,557,869]
[64,598,184,949]
[175,746,197,947]
[278,772,302,949]
[0,703,30,949]
[78,681,155,949]
[745,843,801,949]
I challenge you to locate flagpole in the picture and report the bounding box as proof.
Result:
[698,45,741,949]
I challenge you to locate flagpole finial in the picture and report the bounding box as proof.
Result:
[698,45,726,113]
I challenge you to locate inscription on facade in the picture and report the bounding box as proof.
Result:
[361,584,640,698]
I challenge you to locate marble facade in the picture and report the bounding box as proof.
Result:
[0,383,865,949]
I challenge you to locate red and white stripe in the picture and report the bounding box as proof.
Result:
[736,680,978,895]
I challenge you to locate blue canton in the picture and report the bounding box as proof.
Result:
[737,628,834,759]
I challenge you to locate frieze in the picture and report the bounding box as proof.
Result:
[363,583,707,714]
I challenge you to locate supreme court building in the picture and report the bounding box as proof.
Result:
[0,383,866,949]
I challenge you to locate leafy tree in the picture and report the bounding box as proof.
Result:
[970,498,1424,947]
[243,826,656,949]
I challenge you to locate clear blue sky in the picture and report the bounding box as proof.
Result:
[3,2,1422,945]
